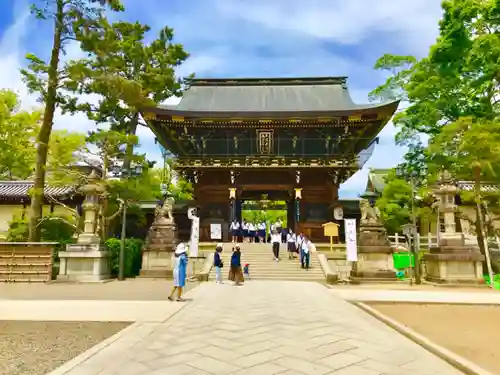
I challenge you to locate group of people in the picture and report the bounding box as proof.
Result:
[230,219,284,243]
[271,228,312,269]
[213,243,248,286]
[229,219,269,243]
[167,226,314,301]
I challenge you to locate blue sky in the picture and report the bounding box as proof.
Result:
[0,0,443,197]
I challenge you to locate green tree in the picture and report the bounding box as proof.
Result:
[430,117,500,253]
[0,89,86,181]
[46,130,87,185]
[69,20,190,170]
[0,90,41,179]
[86,128,146,238]
[375,171,412,233]
[22,0,124,241]
[372,0,500,257]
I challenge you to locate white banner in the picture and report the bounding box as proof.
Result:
[344,219,358,262]
[210,223,222,240]
[187,208,199,257]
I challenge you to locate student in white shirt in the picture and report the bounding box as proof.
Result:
[248,222,256,243]
[295,233,304,254]
[270,230,281,261]
[242,220,249,243]
[286,229,297,259]
[258,221,266,243]
[229,220,240,243]
[301,236,311,269]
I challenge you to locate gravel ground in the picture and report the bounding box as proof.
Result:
[369,303,500,374]
[0,321,130,375]
[0,279,199,300]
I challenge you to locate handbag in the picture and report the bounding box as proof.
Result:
[219,260,224,268]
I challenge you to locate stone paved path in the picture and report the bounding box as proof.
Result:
[52,281,463,375]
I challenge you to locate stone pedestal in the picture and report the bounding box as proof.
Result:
[424,233,484,284]
[57,243,110,282]
[350,224,396,283]
[140,218,178,278]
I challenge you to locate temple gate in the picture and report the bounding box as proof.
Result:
[142,77,398,242]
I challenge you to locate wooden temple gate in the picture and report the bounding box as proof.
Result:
[142,77,399,242]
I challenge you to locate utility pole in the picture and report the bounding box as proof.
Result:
[410,176,422,285]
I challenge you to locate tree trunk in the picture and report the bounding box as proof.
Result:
[28,0,64,241]
[473,165,488,274]
[121,112,139,171]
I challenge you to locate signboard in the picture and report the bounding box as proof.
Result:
[187,208,199,257]
[210,223,222,240]
[344,219,358,262]
[322,222,339,237]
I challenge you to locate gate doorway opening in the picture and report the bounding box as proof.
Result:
[240,193,288,243]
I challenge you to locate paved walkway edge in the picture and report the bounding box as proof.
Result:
[47,322,143,375]
[356,302,495,375]
[331,289,500,304]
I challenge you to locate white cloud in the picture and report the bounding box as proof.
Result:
[214,0,441,55]
[0,0,443,198]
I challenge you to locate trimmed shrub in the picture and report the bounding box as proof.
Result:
[105,237,143,278]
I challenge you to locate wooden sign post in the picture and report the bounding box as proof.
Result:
[322,222,340,252]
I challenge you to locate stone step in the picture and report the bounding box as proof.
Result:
[209,273,325,282]
[207,244,326,282]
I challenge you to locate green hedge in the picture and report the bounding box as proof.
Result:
[105,238,143,278]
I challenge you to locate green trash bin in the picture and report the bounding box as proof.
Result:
[393,252,415,269]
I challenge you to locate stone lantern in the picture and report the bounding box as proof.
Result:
[434,170,460,241]
[423,170,484,284]
[77,170,105,245]
[57,170,110,282]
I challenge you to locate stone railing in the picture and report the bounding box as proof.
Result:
[0,242,57,282]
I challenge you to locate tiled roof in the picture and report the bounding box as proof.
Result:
[0,181,76,199]
[367,169,391,193]
[161,77,398,113]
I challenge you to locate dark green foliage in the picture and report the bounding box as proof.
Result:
[7,215,76,259]
[105,237,143,278]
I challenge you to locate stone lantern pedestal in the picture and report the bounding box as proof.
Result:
[139,196,178,278]
[423,171,484,284]
[57,171,111,282]
[350,193,396,283]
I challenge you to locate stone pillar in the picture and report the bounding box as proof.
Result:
[350,192,396,283]
[139,194,178,278]
[58,171,110,282]
[423,171,484,284]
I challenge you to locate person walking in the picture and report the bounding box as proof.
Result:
[286,229,297,259]
[168,243,188,301]
[296,232,304,262]
[228,244,244,286]
[271,230,281,262]
[213,243,224,284]
[301,236,311,270]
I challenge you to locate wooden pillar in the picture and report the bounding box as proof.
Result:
[294,188,302,233]
[286,199,295,231]
[229,188,236,222]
